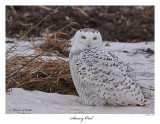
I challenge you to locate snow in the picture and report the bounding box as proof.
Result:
[6,37,69,61]
[106,41,154,87]
[6,40,154,114]
[6,88,154,114]
[6,38,43,58]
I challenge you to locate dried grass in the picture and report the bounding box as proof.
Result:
[6,40,77,95]
[6,51,77,95]
[6,6,78,95]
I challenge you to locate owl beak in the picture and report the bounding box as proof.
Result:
[87,42,90,48]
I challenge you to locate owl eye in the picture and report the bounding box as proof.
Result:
[81,36,86,39]
[93,37,97,40]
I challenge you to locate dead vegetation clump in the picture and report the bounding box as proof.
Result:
[39,32,71,57]
[6,6,78,95]
[6,54,78,95]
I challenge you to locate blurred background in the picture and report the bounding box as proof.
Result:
[6,6,154,42]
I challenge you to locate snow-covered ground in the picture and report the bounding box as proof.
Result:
[6,88,154,114]
[6,39,154,114]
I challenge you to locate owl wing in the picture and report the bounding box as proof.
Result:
[69,47,130,91]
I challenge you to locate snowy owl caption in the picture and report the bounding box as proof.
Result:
[70,116,94,122]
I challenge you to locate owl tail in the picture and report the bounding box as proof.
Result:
[137,84,154,99]
[142,88,151,99]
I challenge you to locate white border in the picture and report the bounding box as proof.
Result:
[1,0,160,124]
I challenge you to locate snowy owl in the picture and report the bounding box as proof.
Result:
[69,28,150,106]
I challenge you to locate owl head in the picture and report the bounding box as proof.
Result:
[70,28,103,50]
